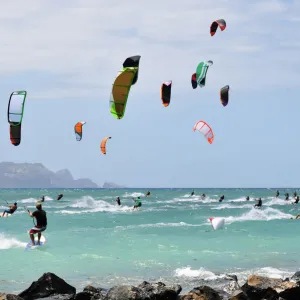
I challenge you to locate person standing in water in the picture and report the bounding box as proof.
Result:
[254,198,262,208]
[115,197,121,206]
[133,197,142,210]
[219,195,225,202]
[27,202,47,246]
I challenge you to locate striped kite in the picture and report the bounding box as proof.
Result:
[193,120,214,144]
[74,121,86,141]
[7,91,27,146]
[210,19,226,36]
[196,61,213,88]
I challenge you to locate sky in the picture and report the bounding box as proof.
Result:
[0,0,300,188]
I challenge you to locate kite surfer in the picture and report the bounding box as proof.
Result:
[246,196,250,201]
[133,197,142,210]
[285,193,289,201]
[2,202,17,217]
[293,196,299,204]
[201,194,206,200]
[115,197,121,206]
[190,190,195,197]
[26,202,47,246]
[294,191,297,198]
[254,198,262,208]
[276,190,279,198]
[219,195,225,202]
[145,191,150,197]
[57,194,63,201]
[40,195,45,202]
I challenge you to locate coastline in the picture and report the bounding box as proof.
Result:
[2,271,300,299]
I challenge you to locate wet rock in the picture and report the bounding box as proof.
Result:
[18,272,76,300]
[291,271,300,283]
[138,281,181,300]
[75,285,107,300]
[228,290,250,300]
[241,275,300,300]
[105,285,148,300]
[180,286,221,300]
[0,295,24,300]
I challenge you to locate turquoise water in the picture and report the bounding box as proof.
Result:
[0,188,300,294]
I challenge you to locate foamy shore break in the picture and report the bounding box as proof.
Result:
[2,271,300,300]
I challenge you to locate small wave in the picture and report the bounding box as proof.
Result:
[115,222,203,230]
[174,266,225,280]
[212,204,253,210]
[122,192,145,198]
[224,207,293,224]
[0,233,27,250]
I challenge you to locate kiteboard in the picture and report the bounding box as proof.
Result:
[0,213,12,218]
[25,235,46,250]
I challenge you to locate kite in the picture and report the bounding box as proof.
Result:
[123,55,141,85]
[7,91,27,146]
[196,61,213,88]
[101,136,111,155]
[160,81,172,107]
[210,19,226,36]
[191,73,197,89]
[208,217,225,230]
[193,120,214,144]
[109,67,138,119]
[220,85,229,107]
[74,121,86,141]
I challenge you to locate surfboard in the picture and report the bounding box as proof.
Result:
[25,235,46,250]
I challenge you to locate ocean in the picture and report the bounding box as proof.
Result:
[0,188,299,294]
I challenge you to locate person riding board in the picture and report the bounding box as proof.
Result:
[2,202,17,217]
[293,196,299,204]
[254,198,262,208]
[246,196,250,201]
[276,190,279,198]
[57,194,63,201]
[201,194,206,200]
[40,195,45,202]
[190,190,195,197]
[145,191,150,197]
[294,191,297,199]
[133,197,142,210]
[27,202,47,246]
[219,195,225,202]
[285,193,289,201]
[115,197,121,206]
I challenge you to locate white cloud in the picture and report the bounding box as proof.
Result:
[0,0,298,99]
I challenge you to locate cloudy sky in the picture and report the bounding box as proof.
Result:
[0,0,299,188]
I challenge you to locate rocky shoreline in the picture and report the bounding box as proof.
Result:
[1,271,300,300]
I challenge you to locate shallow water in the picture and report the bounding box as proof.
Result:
[0,188,299,294]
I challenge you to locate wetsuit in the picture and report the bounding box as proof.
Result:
[29,209,47,234]
[219,195,225,202]
[294,196,299,204]
[246,196,250,201]
[201,194,206,199]
[146,192,150,197]
[57,194,63,201]
[285,193,289,201]
[134,200,142,209]
[191,191,194,196]
[41,196,45,202]
[276,191,279,198]
[255,199,262,208]
[3,205,17,216]
[116,198,121,205]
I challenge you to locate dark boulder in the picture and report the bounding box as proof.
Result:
[18,273,76,300]
[241,275,300,300]
[138,281,181,300]
[180,286,221,300]
[105,285,149,300]
[75,285,107,300]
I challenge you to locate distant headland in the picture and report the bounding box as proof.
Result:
[0,162,125,188]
